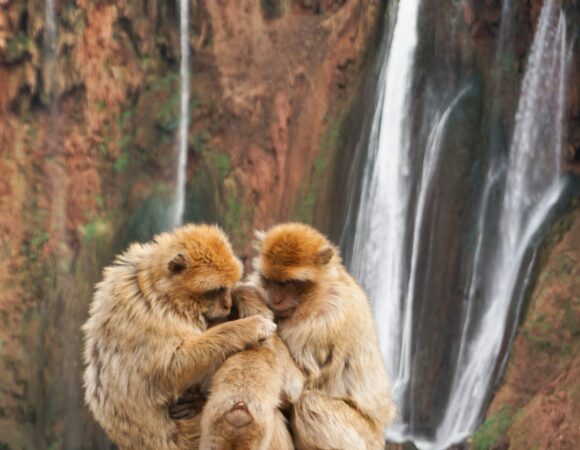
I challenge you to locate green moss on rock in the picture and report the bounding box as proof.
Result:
[5,33,32,64]
[294,107,346,224]
[472,406,513,450]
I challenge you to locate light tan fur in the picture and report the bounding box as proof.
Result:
[200,284,304,450]
[83,224,276,450]
[252,223,396,450]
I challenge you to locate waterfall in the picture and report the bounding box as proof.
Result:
[436,1,568,445]
[349,0,422,440]
[351,0,421,391]
[497,0,514,59]
[172,0,190,228]
[45,0,57,72]
[350,0,569,447]
[45,0,58,134]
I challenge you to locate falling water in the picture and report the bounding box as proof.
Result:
[497,0,514,60]
[45,0,57,72]
[45,0,58,131]
[351,0,422,403]
[435,1,568,445]
[350,0,569,447]
[172,0,190,228]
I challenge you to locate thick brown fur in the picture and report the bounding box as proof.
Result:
[252,223,396,450]
[83,224,276,450]
[199,284,304,450]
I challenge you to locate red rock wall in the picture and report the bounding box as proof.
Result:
[0,1,383,447]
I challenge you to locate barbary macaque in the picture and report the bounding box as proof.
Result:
[252,222,396,450]
[83,224,276,450]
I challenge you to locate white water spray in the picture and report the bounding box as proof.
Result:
[172,0,190,228]
[436,1,568,446]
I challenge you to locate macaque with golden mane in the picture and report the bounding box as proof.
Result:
[83,224,276,450]
[251,222,396,450]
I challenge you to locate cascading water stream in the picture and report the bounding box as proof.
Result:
[45,0,57,86]
[350,0,422,416]
[350,0,569,448]
[172,0,190,228]
[45,0,58,150]
[436,2,568,445]
[398,84,470,400]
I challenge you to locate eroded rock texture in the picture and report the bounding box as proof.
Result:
[0,1,383,447]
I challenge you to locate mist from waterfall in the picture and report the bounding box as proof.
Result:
[349,0,570,447]
[172,0,190,228]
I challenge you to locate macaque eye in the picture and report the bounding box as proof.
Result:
[286,280,312,294]
[260,276,295,290]
[260,275,278,288]
[204,287,226,300]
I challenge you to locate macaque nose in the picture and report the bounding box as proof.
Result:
[223,289,232,311]
[272,295,283,306]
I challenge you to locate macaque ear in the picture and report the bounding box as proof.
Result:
[168,253,187,274]
[316,247,334,266]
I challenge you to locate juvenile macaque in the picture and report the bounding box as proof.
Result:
[252,223,396,450]
[83,224,276,450]
[198,284,304,450]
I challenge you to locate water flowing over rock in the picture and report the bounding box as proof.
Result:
[351,0,422,410]
[347,0,573,448]
[172,0,190,228]
[437,2,569,445]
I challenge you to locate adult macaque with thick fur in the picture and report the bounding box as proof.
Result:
[83,225,276,450]
[252,223,396,450]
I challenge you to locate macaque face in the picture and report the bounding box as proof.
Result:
[201,286,233,322]
[167,253,233,322]
[260,276,313,318]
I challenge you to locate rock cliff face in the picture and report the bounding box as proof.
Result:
[0,1,383,448]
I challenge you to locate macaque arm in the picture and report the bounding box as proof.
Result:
[165,316,275,395]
